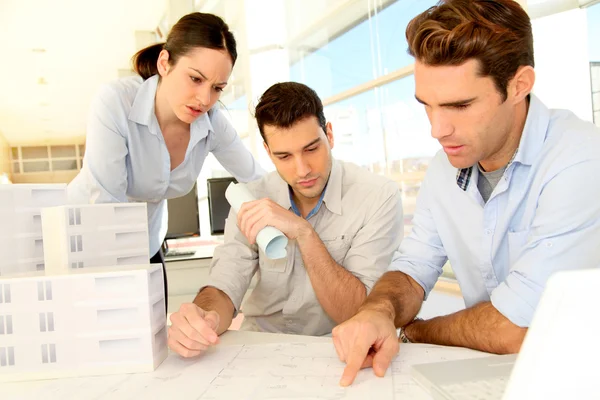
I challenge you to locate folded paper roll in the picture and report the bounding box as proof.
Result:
[225,183,288,259]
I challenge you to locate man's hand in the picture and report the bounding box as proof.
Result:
[237,198,311,243]
[168,303,221,358]
[332,309,399,387]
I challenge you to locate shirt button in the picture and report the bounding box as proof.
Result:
[546,242,553,248]
[485,229,493,235]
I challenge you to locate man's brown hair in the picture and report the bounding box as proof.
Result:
[406,0,534,100]
[254,82,327,143]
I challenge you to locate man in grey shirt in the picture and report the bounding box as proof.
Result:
[168,82,404,358]
[477,163,507,203]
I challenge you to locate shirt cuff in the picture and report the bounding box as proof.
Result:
[198,279,245,318]
[388,261,439,301]
[360,278,377,296]
[490,272,540,328]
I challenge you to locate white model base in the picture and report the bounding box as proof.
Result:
[0,264,167,382]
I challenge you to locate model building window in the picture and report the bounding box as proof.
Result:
[0,284,10,303]
[71,261,84,269]
[0,315,13,335]
[39,312,55,332]
[41,344,57,364]
[68,208,82,226]
[0,346,15,367]
[37,281,53,301]
[69,235,83,252]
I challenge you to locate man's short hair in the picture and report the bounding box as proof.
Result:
[254,82,327,142]
[406,0,534,100]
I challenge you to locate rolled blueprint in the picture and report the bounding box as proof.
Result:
[225,183,288,259]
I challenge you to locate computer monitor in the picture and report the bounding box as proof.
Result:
[165,182,200,239]
[207,177,237,235]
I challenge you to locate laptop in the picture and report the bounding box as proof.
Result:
[411,268,600,400]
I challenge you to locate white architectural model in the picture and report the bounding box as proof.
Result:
[0,185,67,276]
[0,186,167,381]
[0,264,167,382]
[41,203,149,274]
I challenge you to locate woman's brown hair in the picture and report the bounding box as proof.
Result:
[132,12,237,80]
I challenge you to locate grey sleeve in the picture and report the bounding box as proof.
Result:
[199,207,259,314]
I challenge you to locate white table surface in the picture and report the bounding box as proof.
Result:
[1,330,483,400]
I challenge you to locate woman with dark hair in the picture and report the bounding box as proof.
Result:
[68,13,265,309]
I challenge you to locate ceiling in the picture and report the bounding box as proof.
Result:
[0,0,165,144]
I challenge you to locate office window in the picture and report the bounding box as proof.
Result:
[71,261,84,269]
[588,3,600,63]
[0,315,13,335]
[0,284,10,303]
[591,62,600,127]
[0,346,15,367]
[37,281,53,301]
[69,235,83,252]
[39,312,55,332]
[41,344,57,364]
[10,144,84,177]
[289,0,438,98]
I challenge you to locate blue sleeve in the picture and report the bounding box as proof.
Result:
[78,84,129,204]
[387,166,448,299]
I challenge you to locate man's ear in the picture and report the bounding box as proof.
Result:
[157,49,171,77]
[325,122,334,149]
[509,65,535,105]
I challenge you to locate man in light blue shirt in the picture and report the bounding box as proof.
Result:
[332,0,600,386]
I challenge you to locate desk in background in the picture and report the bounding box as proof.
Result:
[164,254,464,318]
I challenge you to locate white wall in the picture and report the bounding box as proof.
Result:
[0,133,10,181]
[532,8,594,122]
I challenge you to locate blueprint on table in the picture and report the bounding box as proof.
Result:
[4,342,487,400]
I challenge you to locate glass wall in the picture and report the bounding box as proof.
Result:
[587,3,600,127]
[196,0,599,266]
[289,0,437,97]
[199,0,440,239]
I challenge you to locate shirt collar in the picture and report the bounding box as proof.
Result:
[455,94,550,191]
[322,159,342,215]
[511,94,550,166]
[128,75,158,130]
[289,186,326,219]
[274,158,343,217]
[127,74,214,139]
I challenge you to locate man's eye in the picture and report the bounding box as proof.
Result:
[453,104,470,110]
